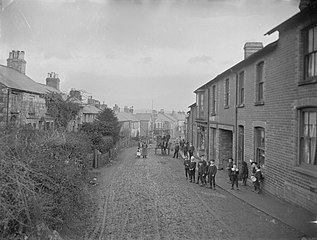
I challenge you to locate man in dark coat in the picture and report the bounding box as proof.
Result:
[207,160,217,190]
[173,143,179,158]
[241,159,249,186]
[183,142,189,159]
[188,143,195,158]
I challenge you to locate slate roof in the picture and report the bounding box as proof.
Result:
[157,113,177,123]
[116,111,140,122]
[168,112,186,121]
[135,113,152,121]
[82,105,101,114]
[0,64,60,94]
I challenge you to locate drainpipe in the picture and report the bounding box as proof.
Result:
[235,73,238,166]
[191,109,194,143]
[6,88,10,125]
[206,87,210,161]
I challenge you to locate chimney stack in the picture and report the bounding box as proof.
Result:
[7,50,26,74]
[299,0,317,10]
[46,72,60,90]
[69,89,82,101]
[244,42,263,59]
[124,106,129,113]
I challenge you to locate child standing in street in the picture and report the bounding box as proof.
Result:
[197,159,206,185]
[189,156,196,183]
[207,160,217,190]
[227,158,234,183]
[201,156,208,185]
[253,163,264,194]
[230,164,239,190]
[184,156,190,179]
[136,148,141,158]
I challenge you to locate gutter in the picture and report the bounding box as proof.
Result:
[206,87,210,160]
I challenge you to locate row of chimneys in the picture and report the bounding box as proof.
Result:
[6,50,60,90]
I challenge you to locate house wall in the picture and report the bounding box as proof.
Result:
[140,120,149,137]
[190,12,317,214]
[0,86,49,129]
[262,16,317,214]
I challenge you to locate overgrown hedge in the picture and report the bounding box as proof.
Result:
[0,126,96,239]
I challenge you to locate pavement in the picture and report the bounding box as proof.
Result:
[178,151,317,239]
[216,169,317,238]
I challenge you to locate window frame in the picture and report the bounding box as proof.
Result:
[301,24,317,85]
[255,61,265,105]
[254,127,265,168]
[224,78,230,108]
[196,92,205,119]
[299,108,317,168]
[238,71,245,106]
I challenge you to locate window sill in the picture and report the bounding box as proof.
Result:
[255,101,264,106]
[293,166,317,179]
[237,104,245,108]
[298,77,317,86]
[224,105,229,109]
[210,113,217,116]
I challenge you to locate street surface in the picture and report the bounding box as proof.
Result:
[85,147,302,240]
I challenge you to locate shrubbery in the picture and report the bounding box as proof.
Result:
[0,126,96,239]
[80,107,120,153]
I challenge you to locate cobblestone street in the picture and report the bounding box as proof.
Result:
[85,147,302,240]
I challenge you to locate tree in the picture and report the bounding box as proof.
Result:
[95,108,121,143]
[80,107,120,152]
[45,93,81,129]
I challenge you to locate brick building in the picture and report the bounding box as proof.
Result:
[187,2,317,213]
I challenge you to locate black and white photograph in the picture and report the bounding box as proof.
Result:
[0,0,317,239]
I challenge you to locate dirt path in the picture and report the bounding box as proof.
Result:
[85,147,301,240]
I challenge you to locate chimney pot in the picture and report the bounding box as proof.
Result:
[46,72,60,90]
[244,42,263,59]
[7,50,26,74]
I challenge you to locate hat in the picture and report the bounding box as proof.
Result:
[210,159,215,162]
[191,156,195,160]
[249,159,257,165]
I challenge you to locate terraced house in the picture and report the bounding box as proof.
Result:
[0,50,61,129]
[187,2,317,214]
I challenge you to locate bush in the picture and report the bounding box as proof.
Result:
[0,126,96,239]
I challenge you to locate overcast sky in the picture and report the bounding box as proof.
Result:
[0,0,299,112]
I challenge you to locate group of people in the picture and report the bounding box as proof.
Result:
[226,158,264,193]
[183,155,218,190]
[181,151,264,193]
[136,141,148,158]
